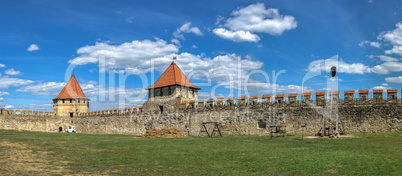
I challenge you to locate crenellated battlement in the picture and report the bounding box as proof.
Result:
[0,109,54,116]
[2,89,401,118]
[178,89,401,110]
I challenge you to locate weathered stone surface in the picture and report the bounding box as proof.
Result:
[1,104,401,135]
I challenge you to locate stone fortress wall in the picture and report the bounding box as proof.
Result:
[1,89,401,135]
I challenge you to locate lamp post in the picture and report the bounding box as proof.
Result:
[301,123,306,140]
[269,125,273,139]
[330,66,337,137]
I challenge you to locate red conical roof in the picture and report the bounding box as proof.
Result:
[53,74,89,100]
[146,61,200,90]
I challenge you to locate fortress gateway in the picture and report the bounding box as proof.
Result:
[0,61,401,135]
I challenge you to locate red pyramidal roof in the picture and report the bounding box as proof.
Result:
[53,74,89,100]
[146,61,200,90]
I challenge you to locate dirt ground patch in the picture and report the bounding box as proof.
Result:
[325,169,338,174]
[139,128,184,138]
[0,139,71,175]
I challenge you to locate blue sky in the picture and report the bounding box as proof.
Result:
[1,0,402,111]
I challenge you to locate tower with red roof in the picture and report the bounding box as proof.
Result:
[53,74,89,117]
[143,60,200,111]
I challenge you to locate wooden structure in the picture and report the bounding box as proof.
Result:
[198,122,222,137]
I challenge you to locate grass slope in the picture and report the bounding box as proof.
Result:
[0,130,401,175]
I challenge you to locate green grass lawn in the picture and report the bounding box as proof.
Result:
[0,129,401,175]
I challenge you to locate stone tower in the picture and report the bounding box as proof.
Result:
[143,61,200,112]
[53,74,89,117]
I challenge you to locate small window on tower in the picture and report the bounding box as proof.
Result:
[70,99,72,103]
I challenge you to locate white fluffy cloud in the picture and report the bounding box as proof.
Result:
[308,54,402,75]
[379,22,402,46]
[68,39,307,94]
[0,75,34,89]
[3,105,14,109]
[69,38,179,73]
[27,44,39,52]
[385,76,402,83]
[16,82,66,96]
[0,91,10,96]
[0,64,5,68]
[307,56,372,74]
[213,28,260,42]
[373,55,399,62]
[371,61,402,74]
[5,68,22,75]
[0,91,9,102]
[173,22,203,40]
[385,45,402,55]
[359,41,381,48]
[15,80,147,103]
[213,3,297,42]
[224,3,297,35]
[2,103,53,111]
[378,22,402,56]
[170,53,311,93]
[372,83,391,90]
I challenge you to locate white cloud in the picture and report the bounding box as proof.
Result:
[213,28,260,42]
[69,39,308,95]
[125,17,134,23]
[0,91,9,102]
[69,38,179,73]
[359,41,381,48]
[308,55,402,75]
[27,44,39,52]
[307,56,372,74]
[378,22,402,46]
[0,64,5,68]
[173,22,203,40]
[371,55,399,62]
[371,61,402,74]
[170,53,310,93]
[16,82,66,96]
[4,105,14,109]
[16,80,147,103]
[171,38,181,45]
[0,103,55,111]
[213,2,296,42]
[0,91,10,96]
[385,45,402,56]
[372,83,391,90]
[0,75,34,89]
[378,22,402,56]
[385,76,402,83]
[224,3,297,35]
[370,42,381,48]
[5,68,22,75]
